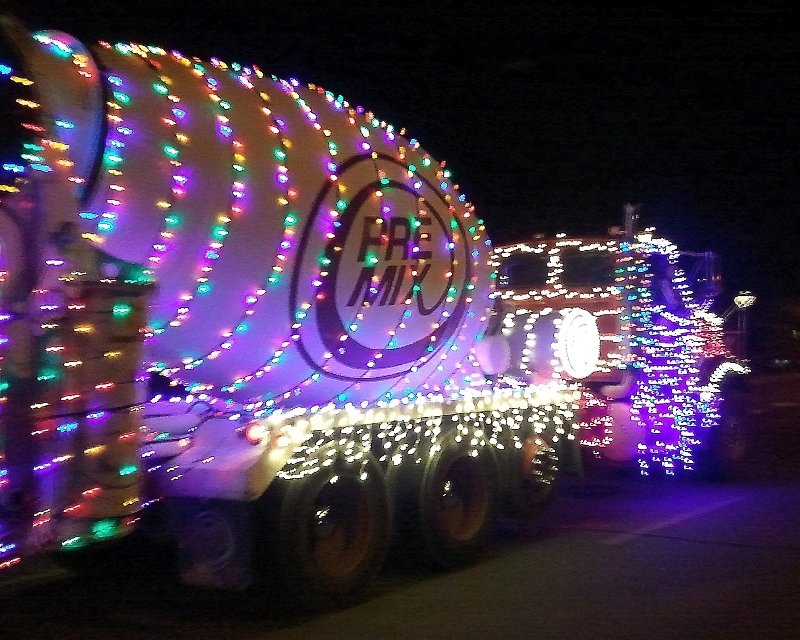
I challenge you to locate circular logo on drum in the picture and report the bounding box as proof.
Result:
[290,154,473,381]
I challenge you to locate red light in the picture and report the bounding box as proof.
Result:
[243,421,269,445]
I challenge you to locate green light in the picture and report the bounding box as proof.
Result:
[92,519,118,539]
[163,145,179,158]
[366,253,378,265]
[212,225,228,239]
[112,91,130,104]
[153,83,169,94]
[274,149,286,160]
[119,465,137,477]
[197,283,211,295]
[450,219,458,229]
[284,213,297,226]
[61,536,86,549]
[422,157,431,167]
[113,302,132,319]
[165,214,181,227]
[37,368,59,382]
[125,267,153,285]
[336,199,347,211]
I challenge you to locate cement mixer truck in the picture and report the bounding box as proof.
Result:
[0,17,580,602]
[0,17,748,604]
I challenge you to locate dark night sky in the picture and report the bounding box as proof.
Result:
[7,1,800,301]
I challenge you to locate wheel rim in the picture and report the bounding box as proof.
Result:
[520,435,558,508]
[309,475,373,578]
[436,455,490,542]
[189,510,236,568]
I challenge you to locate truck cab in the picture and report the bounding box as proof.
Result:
[492,225,749,477]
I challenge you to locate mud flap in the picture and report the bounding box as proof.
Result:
[169,497,253,590]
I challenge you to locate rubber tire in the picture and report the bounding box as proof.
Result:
[393,432,497,570]
[172,498,254,590]
[504,430,560,518]
[264,453,390,608]
[698,389,749,481]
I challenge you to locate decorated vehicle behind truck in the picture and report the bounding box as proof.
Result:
[0,17,749,604]
[492,206,752,478]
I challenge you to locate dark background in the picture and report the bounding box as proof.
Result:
[4,2,799,309]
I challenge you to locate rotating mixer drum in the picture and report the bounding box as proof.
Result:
[2,31,495,409]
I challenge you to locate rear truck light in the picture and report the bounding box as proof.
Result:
[242,420,270,445]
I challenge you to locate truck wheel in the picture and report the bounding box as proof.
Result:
[699,390,749,480]
[505,432,559,517]
[172,498,254,590]
[395,433,496,569]
[267,453,390,607]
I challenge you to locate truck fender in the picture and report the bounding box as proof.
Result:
[152,415,311,502]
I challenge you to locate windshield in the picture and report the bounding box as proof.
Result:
[560,250,616,288]
[498,253,549,290]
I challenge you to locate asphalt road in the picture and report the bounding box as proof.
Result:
[3,372,800,640]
